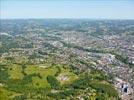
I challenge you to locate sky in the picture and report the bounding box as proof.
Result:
[0,0,134,19]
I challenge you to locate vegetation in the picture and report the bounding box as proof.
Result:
[47,75,60,89]
[0,62,119,99]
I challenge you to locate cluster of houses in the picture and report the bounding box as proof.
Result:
[96,53,134,100]
[114,77,134,100]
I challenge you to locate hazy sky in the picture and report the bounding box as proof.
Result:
[1,0,134,19]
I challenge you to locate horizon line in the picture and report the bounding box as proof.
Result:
[1,18,134,20]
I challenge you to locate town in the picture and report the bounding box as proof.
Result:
[0,19,134,100]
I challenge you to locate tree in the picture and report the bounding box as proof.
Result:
[47,75,60,89]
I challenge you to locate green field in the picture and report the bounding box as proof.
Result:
[0,62,119,100]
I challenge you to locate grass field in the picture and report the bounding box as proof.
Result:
[0,62,118,99]
[8,64,24,80]
[25,65,58,88]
